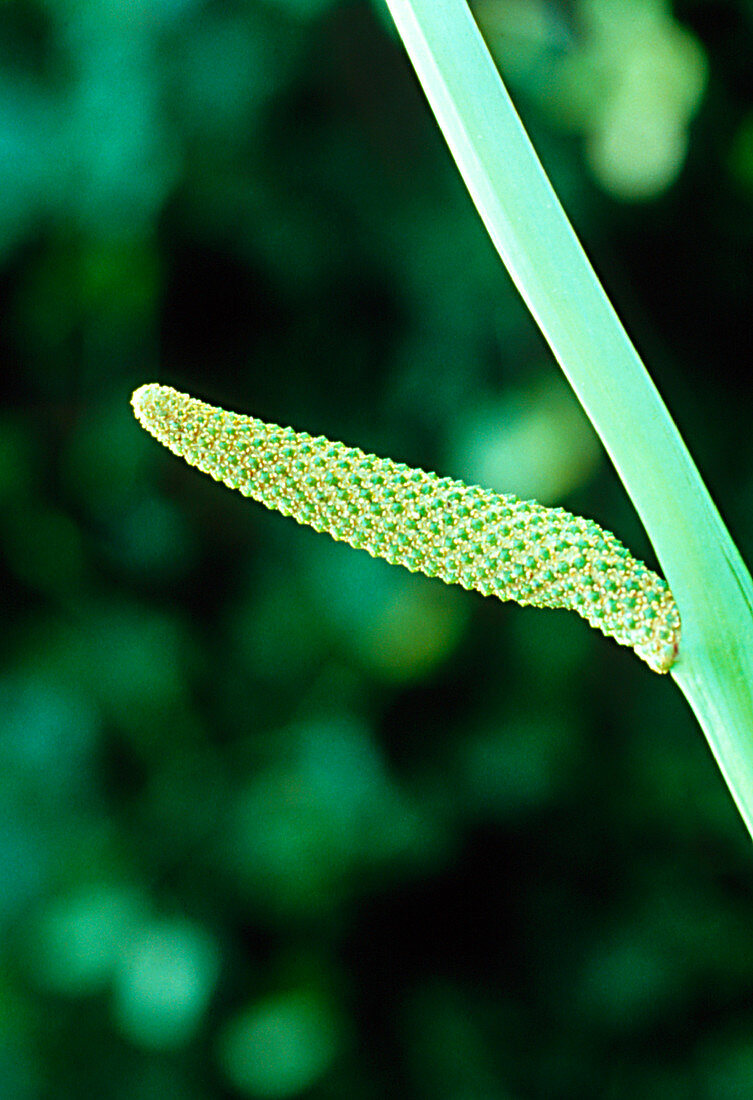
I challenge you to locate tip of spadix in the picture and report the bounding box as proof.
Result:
[131,382,161,416]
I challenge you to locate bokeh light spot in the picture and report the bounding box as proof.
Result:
[217,989,342,1098]
[112,918,220,1050]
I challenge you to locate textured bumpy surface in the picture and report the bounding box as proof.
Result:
[132,384,681,673]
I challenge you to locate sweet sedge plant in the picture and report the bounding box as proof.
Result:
[133,0,753,839]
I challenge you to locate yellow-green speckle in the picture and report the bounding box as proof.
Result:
[132,384,680,673]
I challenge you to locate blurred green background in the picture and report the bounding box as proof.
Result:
[3,0,753,1096]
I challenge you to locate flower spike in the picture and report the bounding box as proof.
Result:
[132,383,680,673]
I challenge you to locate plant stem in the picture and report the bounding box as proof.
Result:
[383,0,753,837]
